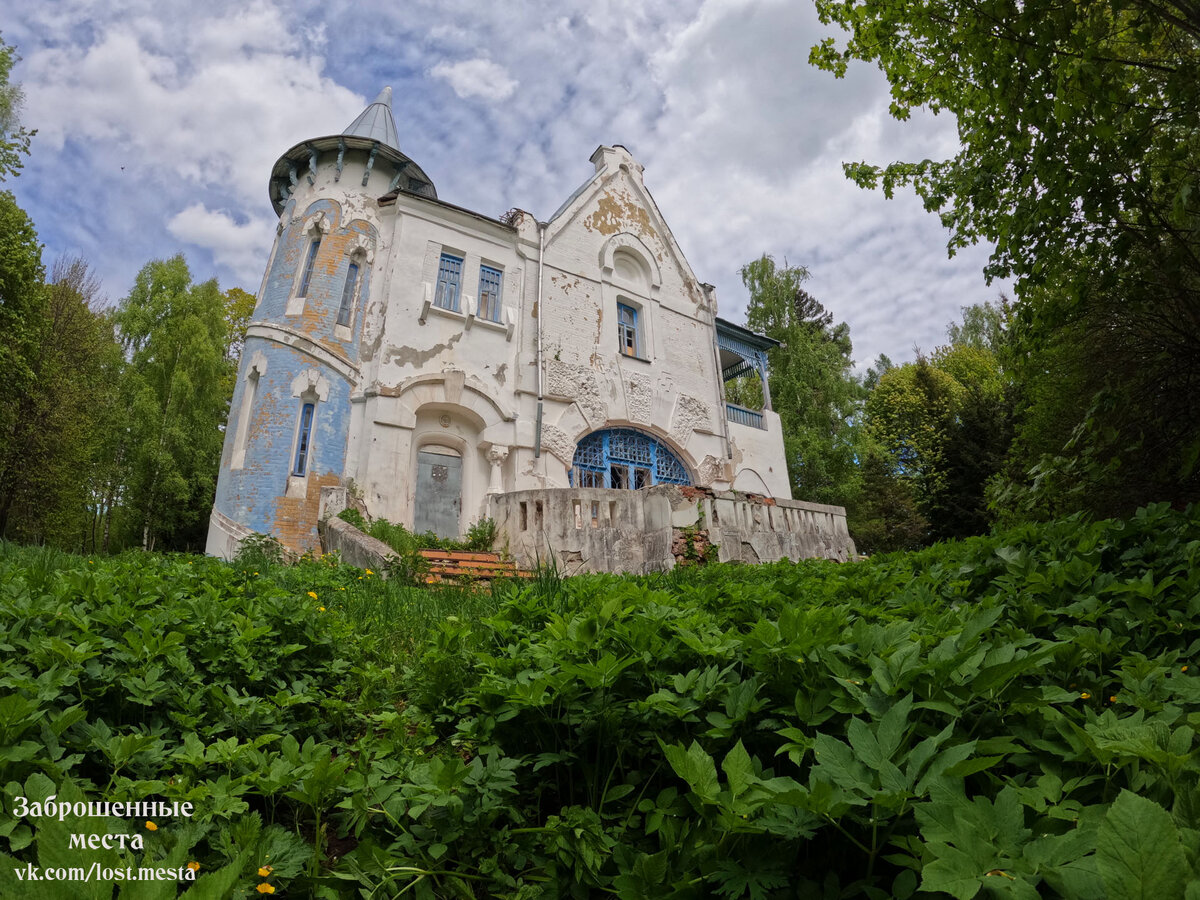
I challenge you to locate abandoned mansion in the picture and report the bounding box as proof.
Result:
[205,88,854,571]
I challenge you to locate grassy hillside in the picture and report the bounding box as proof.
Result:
[1,504,1197,897]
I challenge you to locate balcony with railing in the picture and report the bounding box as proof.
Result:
[725,402,764,430]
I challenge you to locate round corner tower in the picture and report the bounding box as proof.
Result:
[206,88,435,559]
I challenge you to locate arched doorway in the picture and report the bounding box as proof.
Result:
[569,428,691,489]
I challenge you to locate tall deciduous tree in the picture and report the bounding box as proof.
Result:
[739,255,864,505]
[811,0,1200,513]
[0,33,33,179]
[0,259,122,546]
[0,191,44,467]
[862,305,1013,542]
[116,255,228,551]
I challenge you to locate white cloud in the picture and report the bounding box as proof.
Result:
[167,204,276,285]
[430,58,517,101]
[4,0,1007,364]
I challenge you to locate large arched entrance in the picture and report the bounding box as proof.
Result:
[569,428,691,489]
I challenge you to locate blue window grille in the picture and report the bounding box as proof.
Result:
[337,262,359,327]
[435,253,463,311]
[478,265,503,322]
[298,238,320,298]
[569,428,690,489]
[617,303,639,357]
[293,402,315,476]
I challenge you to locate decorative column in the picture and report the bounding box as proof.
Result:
[486,445,510,495]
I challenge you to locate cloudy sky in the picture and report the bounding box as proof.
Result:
[5,0,1008,369]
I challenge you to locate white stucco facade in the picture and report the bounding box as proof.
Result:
[207,91,794,558]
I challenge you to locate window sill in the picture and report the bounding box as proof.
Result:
[618,352,653,365]
[472,315,507,333]
[419,298,465,325]
[286,474,308,499]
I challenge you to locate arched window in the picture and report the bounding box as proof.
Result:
[570,428,690,489]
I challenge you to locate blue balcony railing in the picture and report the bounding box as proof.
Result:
[725,403,765,429]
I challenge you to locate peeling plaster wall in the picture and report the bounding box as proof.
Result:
[536,145,738,483]
[209,140,794,559]
[210,337,353,557]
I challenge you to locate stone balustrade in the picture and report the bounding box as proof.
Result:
[489,484,855,574]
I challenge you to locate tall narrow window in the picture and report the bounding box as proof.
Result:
[337,262,359,327]
[478,265,502,322]
[434,253,463,311]
[298,238,321,298]
[617,303,639,357]
[293,402,315,476]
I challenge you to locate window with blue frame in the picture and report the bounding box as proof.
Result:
[298,238,321,298]
[293,402,315,476]
[336,262,359,327]
[617,303,640,357]
[478,264,502,322]
[569,428,690,489]
[435,253,463,311]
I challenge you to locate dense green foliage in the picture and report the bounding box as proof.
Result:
[2,505,1198,896]
[338,509,499,559]
[115,256,232,552]
[861,327,1013,548]
[810,0,1200,518]
[0,187,250,552]
[0,259,123,546]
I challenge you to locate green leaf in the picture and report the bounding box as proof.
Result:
[661,740,720,803]
[1096,790,1188,900]
[920,843,986,899]
[721,740,755,799]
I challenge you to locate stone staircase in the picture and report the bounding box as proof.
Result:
[418,549,533,584]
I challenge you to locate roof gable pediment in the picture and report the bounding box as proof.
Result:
[545,146,709,310]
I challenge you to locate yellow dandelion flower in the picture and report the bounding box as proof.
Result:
[1182,665,1189,672]
[307,591,318,599]
[253,571,259,575]
[365,569,374,575]
[257,885,275,895]
[318,606,326,612]
[1080,692,1091,700]
[258,866,273,877]
[358,576,363,580]
[186,862,200,872]
[145,821,157,831]
[1109,695,1118,703]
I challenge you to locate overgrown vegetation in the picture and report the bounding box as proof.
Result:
[1,504,1197,896]
[337,508,498,554]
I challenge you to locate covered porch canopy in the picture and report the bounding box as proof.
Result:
[715,317,780,413]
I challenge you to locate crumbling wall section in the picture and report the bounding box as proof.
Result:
[491,484,855,575]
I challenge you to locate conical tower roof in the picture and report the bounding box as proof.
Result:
[344,86,400,150]
[268,85,437,214]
